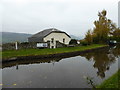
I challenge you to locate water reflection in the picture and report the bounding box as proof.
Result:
[2,46,119,77]
[2,45,119,88]
[112,45,120,58]
[2,58,62,69]
[80,45,119,78]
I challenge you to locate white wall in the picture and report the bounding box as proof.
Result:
[44,32,71,48]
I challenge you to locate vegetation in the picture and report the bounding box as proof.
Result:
[85,29,93,45]
[80,40,88,46]
[97,69,120,88]
[111,28,120,42]
[84,10,120,44]
[1,44,107,59]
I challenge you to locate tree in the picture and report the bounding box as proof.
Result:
[92,10,116,43]
[85,29,93,45]
[112,28,120,42]
[83,10,119,44]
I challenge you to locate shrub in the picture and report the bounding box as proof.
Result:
[80,40,88,46]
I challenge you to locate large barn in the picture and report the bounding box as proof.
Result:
[28,28,71,48]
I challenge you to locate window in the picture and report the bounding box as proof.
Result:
[51,38,54,43]
[63,38,65,43]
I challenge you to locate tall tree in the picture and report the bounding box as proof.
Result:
[92,10,116,43]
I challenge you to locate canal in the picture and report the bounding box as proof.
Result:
[2,45,120,88]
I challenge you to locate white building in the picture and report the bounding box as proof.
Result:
[28,28,71,48]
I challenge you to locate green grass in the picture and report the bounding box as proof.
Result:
[97,69,120,88]
[1,44,107,59]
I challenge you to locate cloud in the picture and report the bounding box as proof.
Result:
[2,0,119,36]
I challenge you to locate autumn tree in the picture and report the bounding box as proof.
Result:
[85,29,93,45]
[112,28,120,42]
[83,10,119,45]
[92,10,116,43]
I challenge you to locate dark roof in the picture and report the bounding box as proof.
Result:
[28,28,71,42]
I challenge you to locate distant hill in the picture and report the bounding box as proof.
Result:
[70,35,84,40]
[1,32,32,44]
[1,32,84,44]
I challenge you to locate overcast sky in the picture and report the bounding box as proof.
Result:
[1,0,119,37]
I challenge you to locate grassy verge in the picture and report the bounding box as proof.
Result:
[1,44,107,59]
[97,69,120,88]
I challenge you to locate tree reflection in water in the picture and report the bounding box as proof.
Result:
[2,45,120,79]
[80,45,120,79]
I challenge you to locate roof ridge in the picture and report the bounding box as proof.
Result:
[31,28,65,38]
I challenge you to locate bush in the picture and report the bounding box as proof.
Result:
[20,42,29,45]
[80,40,88,46]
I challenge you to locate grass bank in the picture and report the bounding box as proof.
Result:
[97,69,120,88]
[1,44,107,60]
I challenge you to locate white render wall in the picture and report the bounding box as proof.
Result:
[44,32,71,48]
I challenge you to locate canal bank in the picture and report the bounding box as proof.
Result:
[97,69,120,88]
[2,44,108,63]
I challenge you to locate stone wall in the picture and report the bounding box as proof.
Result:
[2,42,37,51]
[2,41,66,51]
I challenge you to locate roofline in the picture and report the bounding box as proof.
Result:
[28,28,71,39]
[43,31,71,38]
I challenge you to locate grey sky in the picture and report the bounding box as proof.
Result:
[118,1,120,27]
[1,0,119,37]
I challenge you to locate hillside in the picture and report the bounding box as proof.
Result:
[1,32,32,44]
[70,35,84,40]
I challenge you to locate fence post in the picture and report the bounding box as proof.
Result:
[15,42,18,50]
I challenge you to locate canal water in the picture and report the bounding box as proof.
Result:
[2,45,120,88]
